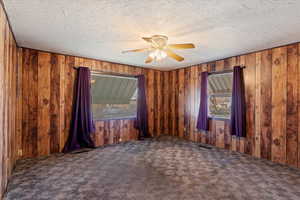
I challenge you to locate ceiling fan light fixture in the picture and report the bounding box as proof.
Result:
[149,49,167,61]
[122,35,195,63]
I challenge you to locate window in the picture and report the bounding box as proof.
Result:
[91,72,137,120]
[208,72,233,119]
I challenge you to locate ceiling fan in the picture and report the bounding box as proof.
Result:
[122,35,195,63]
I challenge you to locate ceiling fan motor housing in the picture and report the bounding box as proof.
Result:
[151,35,168,48]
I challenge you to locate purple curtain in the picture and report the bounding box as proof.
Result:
[134,75,149,138]
[196,72,209,131]
[230,66,246,137]
[63,67,95,152]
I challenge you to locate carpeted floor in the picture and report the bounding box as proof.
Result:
[5,136,300,200]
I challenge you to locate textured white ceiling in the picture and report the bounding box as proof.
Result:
[3,0,300,70]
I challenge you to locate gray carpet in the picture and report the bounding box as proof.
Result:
[5,136,300,200]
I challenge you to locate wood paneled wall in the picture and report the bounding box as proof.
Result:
[18,48,168,159]
[164,42,300,168]
[0,4,19,200]
[15,35,300,176]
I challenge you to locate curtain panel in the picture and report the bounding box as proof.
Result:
[134,75,149,138]
[230,66,246,137]
[63,67,95,152]
[196,71,209,131]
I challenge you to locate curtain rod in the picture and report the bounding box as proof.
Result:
[73,66,139,78]
[208,66,246,75]
[92,73,137,80]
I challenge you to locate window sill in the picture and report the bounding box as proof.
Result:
[93,116,137,122]
[208,117,230,121]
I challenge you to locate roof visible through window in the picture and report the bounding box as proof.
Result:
[208,72,233,119]
[91,73,137,120]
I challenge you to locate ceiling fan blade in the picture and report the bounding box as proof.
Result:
[164,49,184,62]
[145,56,153,64]
[142,37,152,43]
[122,48,151,53]
[167,43,195,49]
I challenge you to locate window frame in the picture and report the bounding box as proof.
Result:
[90,72,138,121]
[207,71,233,120]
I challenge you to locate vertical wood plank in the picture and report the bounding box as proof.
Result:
[28,50,38,157]
[58,55,65,152]
[153,71,159,136]
[255,52,262,158]
[171,71,176,136]
[4,19,10,192]
[169,71,174,136]
[260,50,272,160]
[114,120,120,143]
[125,120,130,141]
[223,59,232,150]
[50,54,60,153]
[37,52,51,156]
[163,72,169,134]
[64,56,76,146]
[175,70,179,136]
[224,121,231,150]
[93,121,100,146]
[1,17,9,193]
[244,53,256,155]
[271,47,287,164]
[298,43,300,168]
[121,120,127,142]
[286,44,298,167]
[156,71,162,135]
[7,30,12,169]
[184,68,191,139]
[147,70,154,136]
[231,136,237,152]
[103,121,109,144]
[98,121,105,146]
[210,120,216,145]
[0,10,4,194]
[216,120,225,148]
[159,72,164,135]
[16,48,23,158]
[21,49,29,157]
[190,66,196,142]
[109,120,115,144]
[178,69,185,138]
